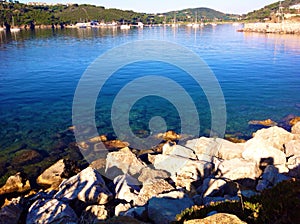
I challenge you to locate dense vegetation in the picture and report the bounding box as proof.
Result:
[177,179,300,224]
[244,0,300,21]
[0,1,239,27]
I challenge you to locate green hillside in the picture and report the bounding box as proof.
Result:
[245,0,300,21]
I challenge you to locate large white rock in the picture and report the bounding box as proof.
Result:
[253,126,294,151]
[105,147,146,179]
[218,158,261,187]
[242,138,286,165]
[55,167,112,204]
[292,122,300,134]
[162,143,197,159]
[154,154,213,189]
[114,174,140,203]
[26,199,78,224]
[148,197,194,224]
[285,140,300,157]
[186,137,244,161]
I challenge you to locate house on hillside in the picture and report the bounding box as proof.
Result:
[290,4,300,13]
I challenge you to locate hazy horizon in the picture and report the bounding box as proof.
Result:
[19,0,278,15]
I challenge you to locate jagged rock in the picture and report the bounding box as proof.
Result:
[114,174,140,203]
[11,149,43,166]
[0,172,30,195]
[148,196,194,224]
[89,158,107,173]
[55,167,112,205]
[26,199,78,224]
[256,165,290,191]
[215,139,244,160]
[285,140,300,157]
[242,138,286,165]
[292,122,300,134]
[79,205,108,223]
[154,154,213,190]
[134,179,175,206]
[252,126,294,151]
[0,197,23,224]
[202,178,228,197]
[137,167,169,184]
[36,159,79,189]
[203,196,240,206]
[185,137,219,160]
[218,158,261,188]
[162,143,197,159]
[248,119,277,127]
[115,203,131,216]
[105,147,146,179]
[184,213,247,224]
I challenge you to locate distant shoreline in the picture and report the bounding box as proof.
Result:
[240,22,300,35]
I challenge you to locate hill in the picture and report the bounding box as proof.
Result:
[244,0,300,21]
[0,2,238,27]
[162,7,239,22]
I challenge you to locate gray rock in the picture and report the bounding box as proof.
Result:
[253,126,294,151]
[105,147,146,179]
[36,159,78,190]
[26,199,78,224]
[185,137,219,161]
[242,138,286,165]
[0,172,30,195]
[114,174,140,203]
[148,197,194,224]
[135,179,175,206]
[79,205,107,223]
[0,197,23,224]
[55,167,112,205]
[138,167,169,184]
[122,206,148,221]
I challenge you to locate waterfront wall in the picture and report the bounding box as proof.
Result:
[243,22,300,34]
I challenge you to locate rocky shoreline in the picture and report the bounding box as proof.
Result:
[1,119,300,223]
[241,22,300,34]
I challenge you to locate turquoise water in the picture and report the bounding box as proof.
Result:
[1,25,300,162]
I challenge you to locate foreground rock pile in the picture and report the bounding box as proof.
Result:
[1,122,300,223]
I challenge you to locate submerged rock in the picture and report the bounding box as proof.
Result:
[290,117,300,126]
[11,149,43,166]
[55,167,112,205]
[156,130,181,141]
[26,198,78,224]
[0,172,30,195]
[248,119,278,127]
[104,140,130,150]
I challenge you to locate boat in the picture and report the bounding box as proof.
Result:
[211,23,217,27]
[172,12,178,28]
[232,22,240,26]
[120,24,130,29]
[10,16,20,32]
[192,12,200,28]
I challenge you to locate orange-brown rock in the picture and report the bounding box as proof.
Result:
[104,140,130,150]
[290,117,300,126]
[89,135,107,143]
[157,130,181,141]
[225,137,246,143]
[248,119,277,127]
[77,141,89,150]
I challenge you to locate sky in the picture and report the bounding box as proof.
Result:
[20,0,278,14]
